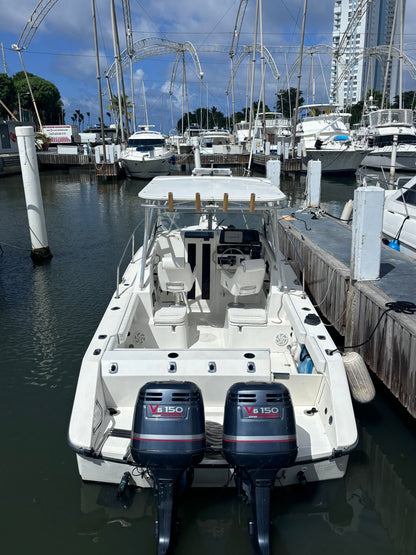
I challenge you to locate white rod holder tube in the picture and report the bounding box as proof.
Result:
[16,126,52,262]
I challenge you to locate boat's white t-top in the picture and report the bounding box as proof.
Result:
[139,174,286,204]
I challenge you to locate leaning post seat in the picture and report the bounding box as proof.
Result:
[220,258,266,298]
[157,255,194,303]
[154,255,195,348]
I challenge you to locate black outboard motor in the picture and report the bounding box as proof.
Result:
[131,381,205,555]
[223,382,297,555]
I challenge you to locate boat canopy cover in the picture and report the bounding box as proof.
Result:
[139,176,286,204]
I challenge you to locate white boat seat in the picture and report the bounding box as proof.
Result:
[157,255,194,294]
[153,304,187,326]
[228,306,267,327]
[220,258,266,297]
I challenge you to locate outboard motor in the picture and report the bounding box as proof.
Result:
[131,381,205,555]
[223,382,297,555]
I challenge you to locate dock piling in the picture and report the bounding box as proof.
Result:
[16,126,52,262]
[350,186,384,281]
[266,159,281,188]
[305,160,321,207]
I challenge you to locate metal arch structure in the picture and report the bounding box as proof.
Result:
[332,0,373,60]
[281,42,416,103]
[336,45,416,88]
[282,45,335,90]
[226,44,280,96]
[15,0,59,50]
[105,38,203,82]
[12,0,61,131]
[229,0,249,59]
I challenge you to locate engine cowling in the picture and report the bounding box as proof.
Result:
[222,381,297,470]
[130,380,205,470]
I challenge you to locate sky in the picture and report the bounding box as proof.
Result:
[1,0,416,133]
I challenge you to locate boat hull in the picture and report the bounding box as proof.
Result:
[361,147,416,172]
[75,451,350,488]
[303,148,368,174]
[120,154,171,179]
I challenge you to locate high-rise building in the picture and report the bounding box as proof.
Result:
[330,0,405,107]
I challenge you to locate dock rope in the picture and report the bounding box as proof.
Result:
[328,300,416,355]
[0,241,30,252]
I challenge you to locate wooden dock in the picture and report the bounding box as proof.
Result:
[0,154,21,175]
[278,211,416,418]
[251,153,303,172]
[37,151,94,167]
[37,151,122,178]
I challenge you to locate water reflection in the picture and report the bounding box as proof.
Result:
[28,264,59,387]
[75,401,415,555]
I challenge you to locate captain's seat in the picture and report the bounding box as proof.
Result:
[220,258,265,306]
[157,255,194,305]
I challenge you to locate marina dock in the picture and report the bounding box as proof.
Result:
[35,151,302,174]
[278,210,416,418]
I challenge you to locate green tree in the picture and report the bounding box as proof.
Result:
[392,90,416,110]
[0,74,18,118]
[176,106,227,132]
[74,109,85,130]
[12,71,63,124]
[106,95,132,134]
[275,88,304,118]
[348,90,387,125]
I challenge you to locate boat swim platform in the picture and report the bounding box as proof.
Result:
[278,210,416,418]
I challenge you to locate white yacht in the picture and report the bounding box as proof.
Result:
[119,126,172,179]
[383,175,416,258]
[199,129,242,155]
[360,109,416,172]
[235,113,292,153]
[297,104,368,174]
[68,169,358,553]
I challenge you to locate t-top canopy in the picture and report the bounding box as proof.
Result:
[139,175,286,204]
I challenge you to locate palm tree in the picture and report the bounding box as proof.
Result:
[74,109,84,130]
[106,95,132,136]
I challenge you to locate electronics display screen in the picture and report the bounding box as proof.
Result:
[222,230,244,243]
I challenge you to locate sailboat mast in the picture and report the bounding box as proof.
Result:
[91,0,107,162]
[248,0,259,142]
[142,80,149,127]
[110,0,125,143]
[291,0,308,157]
[399,0,404,109]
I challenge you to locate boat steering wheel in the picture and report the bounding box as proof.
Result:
[218,247,245,270]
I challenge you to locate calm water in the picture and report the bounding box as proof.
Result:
[0,168,415,555]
